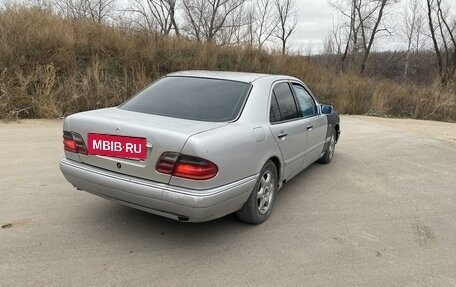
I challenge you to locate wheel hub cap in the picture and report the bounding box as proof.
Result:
[257,171,275,214]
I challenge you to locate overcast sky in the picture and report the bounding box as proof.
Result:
[292,0,334,54]
[289,0,411,54]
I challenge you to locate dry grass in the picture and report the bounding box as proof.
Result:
[0,8,455,121]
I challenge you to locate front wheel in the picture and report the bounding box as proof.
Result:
[318,132,336,164]
[236,161,278,224]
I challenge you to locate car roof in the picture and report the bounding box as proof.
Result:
[166,70,298,83]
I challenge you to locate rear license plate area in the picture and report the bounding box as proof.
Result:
[87,133,147,160]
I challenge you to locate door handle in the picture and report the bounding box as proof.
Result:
[307,125,314,131]
[278,132,288,139]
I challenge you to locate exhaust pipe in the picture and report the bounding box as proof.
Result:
[178,216,189,222]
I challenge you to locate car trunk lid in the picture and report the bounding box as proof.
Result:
[66,107,227,183]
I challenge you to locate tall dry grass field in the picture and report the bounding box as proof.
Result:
[0,8,455,121]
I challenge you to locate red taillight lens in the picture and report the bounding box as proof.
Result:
[174,155,218,180]
[63,137,77,153]
[63,131,88,155]
[156,153,218,180]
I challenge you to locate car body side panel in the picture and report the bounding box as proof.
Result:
[169,78,293,190]
[269,119,308,181]
[326,112,341,141]
[172,122,282,190]
[322,112,341,153]
[303,114,328,167]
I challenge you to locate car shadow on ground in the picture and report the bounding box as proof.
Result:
[71,154,350,247]
[78,198,254,248]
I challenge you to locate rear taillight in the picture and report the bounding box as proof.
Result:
[156,152,218,180]
[63,131,88,155]
[174,155,219,180]
[156,152,179,174]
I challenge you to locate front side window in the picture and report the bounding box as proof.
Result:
[120,77,251,122]
[292,84,317,118]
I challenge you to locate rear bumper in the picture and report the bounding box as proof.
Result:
[59,158,256,222]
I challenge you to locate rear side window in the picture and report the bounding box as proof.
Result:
[120,77,251,122]
[292,84,317,118]
[269,94,282,123]
[271,82,299,122]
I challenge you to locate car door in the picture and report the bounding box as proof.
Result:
[269,82,308,180]
[290,83,328,168]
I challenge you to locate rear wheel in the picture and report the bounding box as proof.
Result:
[318,131,336,164]
[236,161,278,224]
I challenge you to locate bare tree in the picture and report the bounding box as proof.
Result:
[357,0,396,74]
[167,0,179,35]
[54,0,87,19]
[54,0,116,23]
[86,0,117,23]
[426,0,456,81]
[323,34,335,55]
[245,8,255,48]
[252,0,276,50]
[274,0,297,55]
[125,0,179,35]
[182,0,244,43]
[331,0,396,74]
[218,1,249,45]
[426,0,444,78]
[402,0,423,79]
[124,0,157,31]
[326,15,344,55]
[436,0,456,80]
[25,0,54,10]
[330,0,362,70]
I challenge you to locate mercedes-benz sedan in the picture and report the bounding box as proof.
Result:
[60,71,340,224]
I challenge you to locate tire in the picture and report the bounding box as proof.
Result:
[318,131,336,164]
[236,161,278,224]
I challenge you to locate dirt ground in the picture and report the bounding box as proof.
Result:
[350,115,456,144]
[1,116,456,287]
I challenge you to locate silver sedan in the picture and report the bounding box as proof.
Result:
[60,71,340,224]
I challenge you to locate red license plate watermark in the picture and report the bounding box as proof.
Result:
[88,133,147,160]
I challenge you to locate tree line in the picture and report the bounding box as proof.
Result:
[4,0,299,55]
[327,0,455,84]
[2,0,456,84]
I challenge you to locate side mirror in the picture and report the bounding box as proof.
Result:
[321,104,333,115]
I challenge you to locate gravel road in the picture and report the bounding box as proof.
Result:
[1,116,455,287]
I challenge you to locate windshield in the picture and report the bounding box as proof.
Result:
[120,76,251,122]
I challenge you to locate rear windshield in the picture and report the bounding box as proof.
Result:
[120,76,251,122]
